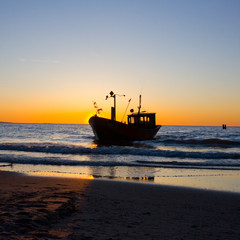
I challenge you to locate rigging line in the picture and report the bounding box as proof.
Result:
[121,98,131,123]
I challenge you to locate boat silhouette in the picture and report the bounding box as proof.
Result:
[89,91,161,142]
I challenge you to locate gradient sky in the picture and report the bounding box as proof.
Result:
[1,0,240,125]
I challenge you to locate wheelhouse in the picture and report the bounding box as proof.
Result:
[127,113,156,128]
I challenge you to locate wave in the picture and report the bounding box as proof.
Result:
[0,154,135,167]
[0,154,240,170]
[155,138,240,147]
[0,142,240,160]
[136,160,240,169]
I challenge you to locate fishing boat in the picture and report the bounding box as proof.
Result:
[89,91,161,142]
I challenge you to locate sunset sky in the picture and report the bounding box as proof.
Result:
[1,0,240,126]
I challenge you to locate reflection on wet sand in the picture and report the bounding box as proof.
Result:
[28,168,155,183]
[92,175,155,182]
[27,171,94,179]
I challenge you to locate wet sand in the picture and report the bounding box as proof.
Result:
[0,170,240,240]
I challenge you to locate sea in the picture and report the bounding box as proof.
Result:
[1,123,240,192]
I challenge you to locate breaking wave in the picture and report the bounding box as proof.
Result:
[0,152,240,170]
[0,142,239,160]
[155,138,240,148]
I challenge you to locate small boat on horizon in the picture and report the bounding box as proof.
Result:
[89,91,161,143]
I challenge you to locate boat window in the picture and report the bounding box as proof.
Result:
[128,114,156,126]
[130,117,134,124]
[139,116,150,124]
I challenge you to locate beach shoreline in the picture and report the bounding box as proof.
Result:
[1,170,240,239]
[2,163,240,194]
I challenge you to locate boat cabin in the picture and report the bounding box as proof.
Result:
[127,113,156,128]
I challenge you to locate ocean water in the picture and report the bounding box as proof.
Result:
[1,123,240,192]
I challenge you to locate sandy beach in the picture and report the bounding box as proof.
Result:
[0,171,240,240]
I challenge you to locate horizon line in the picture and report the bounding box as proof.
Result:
[0,121,239,127]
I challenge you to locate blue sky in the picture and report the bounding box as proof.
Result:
[1,0,240,125]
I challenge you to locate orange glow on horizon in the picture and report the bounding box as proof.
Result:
[1,108,240,126]
[156,103,240,126]
[1,99,240,126]
[1,110,93,124]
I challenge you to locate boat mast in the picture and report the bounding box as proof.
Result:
[106,91,125,121]
[138,95,142,114]
[113,92,116,121]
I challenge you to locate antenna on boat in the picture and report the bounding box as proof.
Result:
[106,91,125,121]
[138,95,142,114]
[121,98,131,122]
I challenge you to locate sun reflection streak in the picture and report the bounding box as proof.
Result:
[27,171,94,179]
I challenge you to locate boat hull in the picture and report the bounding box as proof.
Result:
[89,116,160,142]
